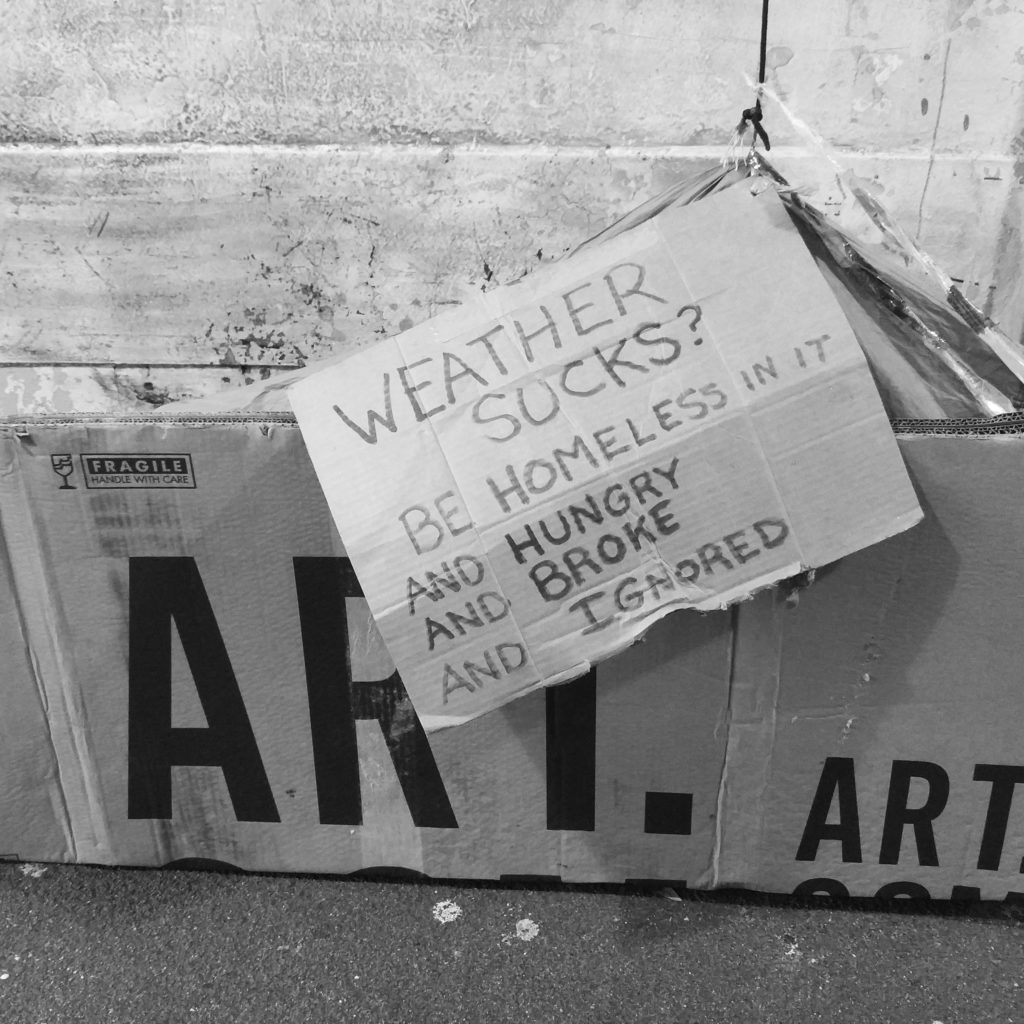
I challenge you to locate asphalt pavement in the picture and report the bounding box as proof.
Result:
[0,862,1020,1023]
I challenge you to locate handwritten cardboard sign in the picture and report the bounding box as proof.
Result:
[290,186,922,730]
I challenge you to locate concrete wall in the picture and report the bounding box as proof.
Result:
[2,0,1022,412]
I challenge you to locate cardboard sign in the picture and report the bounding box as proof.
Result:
[290,186,922,730]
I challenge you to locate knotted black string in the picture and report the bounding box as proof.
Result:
[738,0,772,151]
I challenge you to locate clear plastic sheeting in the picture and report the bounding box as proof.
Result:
[578,152,1024,419]
[161,153,1024,421]
[569,162,752,257]
[750,86,1024,418]
[766,160,1024,419]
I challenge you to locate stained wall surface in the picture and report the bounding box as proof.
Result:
[2,0,1022,412]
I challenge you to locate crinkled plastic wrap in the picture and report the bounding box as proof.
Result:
[588,154,1024,420]
[569,162,752,256]
[747,87,1024,419]
[766,160,1024,419]
[163,152,1024,420]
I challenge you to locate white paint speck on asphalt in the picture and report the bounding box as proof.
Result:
[432,900,462,924]
[515,918,540,941]
[19,864,47,879]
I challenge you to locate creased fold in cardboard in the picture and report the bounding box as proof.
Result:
[290,186,923,729]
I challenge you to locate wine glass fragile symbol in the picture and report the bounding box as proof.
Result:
[51,454,76,490]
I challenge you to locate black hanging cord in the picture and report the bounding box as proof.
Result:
[757,0,770,85]
[739,0,771,151]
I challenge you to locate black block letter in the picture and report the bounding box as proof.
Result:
[973,764,1024,871]
[128,557,279,822]
[293,557,457,829]
[879,760,949,866]
[545,669,597,831]
[795,757,862,863]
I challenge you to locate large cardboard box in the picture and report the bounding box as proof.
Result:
[1,414,1022,900]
